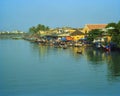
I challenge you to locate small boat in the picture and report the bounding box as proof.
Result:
[74,43,83,47]
[77,49,82,54]
[63,45,67,49]
[105,47,111,52]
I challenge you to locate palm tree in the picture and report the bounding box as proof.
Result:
[29,26,37,34]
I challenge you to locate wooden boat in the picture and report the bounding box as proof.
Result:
[77,49,82,54]
[63,45,67,49]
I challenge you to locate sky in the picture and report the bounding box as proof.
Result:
[0,0,120,32]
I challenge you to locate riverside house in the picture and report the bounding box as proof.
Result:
[70,30,85,41]
[82,24,107,34]
[82,24,111,43]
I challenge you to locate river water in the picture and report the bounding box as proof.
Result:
[0,40,120,96]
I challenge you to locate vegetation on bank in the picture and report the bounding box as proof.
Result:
[29,24,49,34]
[87,29,103,42]
[106,21,120,47]
[87,21,120,47]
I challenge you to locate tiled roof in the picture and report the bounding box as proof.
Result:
[86,24,107,30]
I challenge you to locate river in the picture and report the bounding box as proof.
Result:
[0,40,120,96]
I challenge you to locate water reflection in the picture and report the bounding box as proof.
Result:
[30,43,120,81]
[85,47,106,64]
[84,47,120,80]
[68,47,83,60]
[31,44,120,80]
[107,52,120,81]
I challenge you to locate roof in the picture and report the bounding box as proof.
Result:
[86,24,107,30]
[70,30,84,36]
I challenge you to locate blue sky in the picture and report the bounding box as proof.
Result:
[0,0,120,32]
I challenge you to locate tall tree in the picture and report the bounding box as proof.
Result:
[29,24,50,34]
[106,22,118,35]
[106,21,120,47]
[29,26,37,34]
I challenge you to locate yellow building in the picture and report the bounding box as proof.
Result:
[102,36,112,42]
[70,30,85,41]
[68,29,76,33]
[82,24,107,34]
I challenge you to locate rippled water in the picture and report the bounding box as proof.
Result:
[0,40,120,96]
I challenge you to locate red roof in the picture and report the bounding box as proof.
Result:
[86,24,107,30]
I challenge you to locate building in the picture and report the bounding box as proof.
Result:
[82,24,111,43]
[70,30,85,41]
[82,24,107,34]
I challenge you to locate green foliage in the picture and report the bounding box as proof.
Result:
[29,24,49,34]
[29,26,37,34]
[117,21,120,32]
[106,21,120,47]
[87,29,103,42]
[106,22,119,35]
[106,22,117,28]
[87,20,120,47]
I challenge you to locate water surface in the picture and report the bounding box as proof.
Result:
[0,40,120,96]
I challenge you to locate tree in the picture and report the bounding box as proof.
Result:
[106,22,118,35]
[87,29,103,42]
[29,24,50,35]
[36,24,49,31]
[46,26,49,31]
[29,26,37,34]
[106,21,120,47]
[117,21,120,32]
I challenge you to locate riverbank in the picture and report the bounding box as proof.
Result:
[1,33,120,53]
[23,35,120,54]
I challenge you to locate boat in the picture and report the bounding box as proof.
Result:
[104,45,111,52]
[62,44,67,49]
[77,49,82,54]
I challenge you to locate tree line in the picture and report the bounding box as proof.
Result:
[29,24,49,34]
